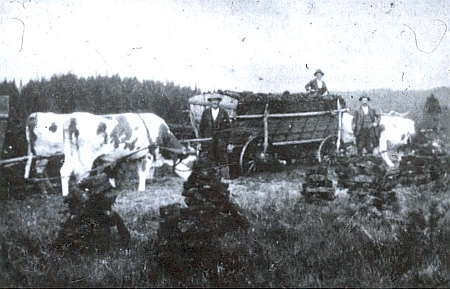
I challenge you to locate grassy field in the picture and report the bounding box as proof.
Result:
[1,161,449,287]
[0,87,449,287]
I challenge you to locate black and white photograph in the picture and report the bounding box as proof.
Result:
[0,0,449,287]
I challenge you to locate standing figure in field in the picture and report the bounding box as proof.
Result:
[305,69,329,97]
[352,95,381,155]
[199,94,234,179]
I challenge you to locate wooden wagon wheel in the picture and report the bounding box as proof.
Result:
[239,135,274,175]
[317,135,339,164]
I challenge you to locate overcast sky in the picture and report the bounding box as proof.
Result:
[0,0,449,93]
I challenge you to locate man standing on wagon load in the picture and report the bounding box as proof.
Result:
[199,94,234,179]
[352,95,381,156]
[305,69,334,113]
[305,69,329,97]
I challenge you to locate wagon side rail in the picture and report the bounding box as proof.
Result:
[233,103,349,147]
[234,99,349,174]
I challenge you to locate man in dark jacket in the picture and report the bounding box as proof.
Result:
[305,69,334,113]
[305,69,329,96]
[352,95,381,155]
[199,94,234,179]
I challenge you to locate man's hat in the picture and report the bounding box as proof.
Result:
[359,95,371,101]
[207,94,223,101]
[314,69,324,76]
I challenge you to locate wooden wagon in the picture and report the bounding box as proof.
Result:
[185,90,349,175]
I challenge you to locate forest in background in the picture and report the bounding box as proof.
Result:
[0,73,448,160]
[0,74,201,159]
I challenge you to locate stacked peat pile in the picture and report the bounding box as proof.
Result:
[53,175,131,253]
[333,144,449,210]
[219,90,346,115]
[302,165,336,203]
[397,141,450,187]
[335,155,387,190]
[156,157,268,286]
[334,155,398,211]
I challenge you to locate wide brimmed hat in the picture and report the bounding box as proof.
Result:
[359,95,371,101]
[314,69,324,76]
[207,94,223,101]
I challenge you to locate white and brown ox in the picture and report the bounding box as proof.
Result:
[60,112,196,197]
[25,112,71,193]
[341,111,415,166]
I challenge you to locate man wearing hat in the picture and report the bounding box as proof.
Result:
[351,95,381,155]
[305,69,329,96]
[199,93,234,179]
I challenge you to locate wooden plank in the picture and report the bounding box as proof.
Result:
[234,108,349,119]
[0,154,60,166]
[272,138,325,146]
[305,187,335,193]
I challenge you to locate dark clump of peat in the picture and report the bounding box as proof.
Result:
[53,174,131,254]
[156,156,271,287]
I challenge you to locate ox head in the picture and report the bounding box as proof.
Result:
[170,146,197,181]
[378,115,416,167]
[156,125,197,180]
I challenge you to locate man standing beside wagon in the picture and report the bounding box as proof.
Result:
[352,95,381,156]
[199,94,234,179]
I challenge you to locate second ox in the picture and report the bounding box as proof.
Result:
[341,112,416,166]
[60,112,196,197]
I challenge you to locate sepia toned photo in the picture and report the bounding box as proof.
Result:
[0,0,449,287]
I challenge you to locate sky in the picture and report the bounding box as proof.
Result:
[0,0,449,93]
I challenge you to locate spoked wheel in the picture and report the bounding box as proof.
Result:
[317,135,340,165]
[239,135,274,176]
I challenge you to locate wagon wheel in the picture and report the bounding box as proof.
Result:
[317,135,339,165]
[239,135,273,175]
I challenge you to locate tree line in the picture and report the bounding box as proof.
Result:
[0,74,201,158]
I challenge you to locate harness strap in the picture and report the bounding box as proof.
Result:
[136,113,156,157]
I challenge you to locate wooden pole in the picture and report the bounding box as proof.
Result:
[234,108,349,119]
[179,137,212,144]
[263,103,269,154]
[0,155,51,166]
[337,99,342,151]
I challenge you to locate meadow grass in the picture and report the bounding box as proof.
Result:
[0,166,449,287]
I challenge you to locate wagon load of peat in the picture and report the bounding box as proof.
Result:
[156,156,269,286]
[218,90,346,115]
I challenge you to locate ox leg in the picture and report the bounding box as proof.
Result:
[137,154,153,192]
[60,163,71,197]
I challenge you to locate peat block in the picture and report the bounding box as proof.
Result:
[54,175,131,253]
[156,156,258,286]
[302,165,335,202]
